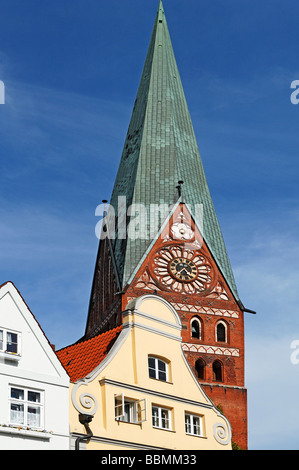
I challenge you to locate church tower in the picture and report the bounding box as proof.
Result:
[85,1,252,449]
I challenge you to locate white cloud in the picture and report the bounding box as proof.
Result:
[246,333,299,449]
[224,206,299,449]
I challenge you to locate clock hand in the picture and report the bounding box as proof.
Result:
[177,266,186,274]
[178,267,189,277]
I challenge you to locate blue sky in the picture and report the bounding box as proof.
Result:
[1,0,299,450]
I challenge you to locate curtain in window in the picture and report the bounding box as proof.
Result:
[152,407,159,427]
[10,403,24,425]
[6,332,18,353]
[161,409,169,429]
[27,407,41,427]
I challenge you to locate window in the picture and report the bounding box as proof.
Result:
[114,394,147,424]
[195,358,205,380]
[0,328,20,355]
[9,386,43,428]
[148,356,168,382]
[212,360,223,382]
[152,405,171,430]
[216,321,227,343]
[191,318,201,339]
[185,413,203,437]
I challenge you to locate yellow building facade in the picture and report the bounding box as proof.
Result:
[59,295,232,450]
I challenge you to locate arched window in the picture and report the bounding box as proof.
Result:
[191,317,201,339]
[212,360,223,382]
[195,358,205,380]
[148,356,169,382]
[216,321,227,343]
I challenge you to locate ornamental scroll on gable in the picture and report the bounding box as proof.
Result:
[127,203,232,303]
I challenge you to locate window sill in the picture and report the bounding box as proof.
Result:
[153,426,175,433]
[115,419,141,426]
[0,351,21,362]
[186,432,206,439]
[149,377,173,385]
[0,425,52,440]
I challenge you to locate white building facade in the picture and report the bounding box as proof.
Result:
[0,282,70,449]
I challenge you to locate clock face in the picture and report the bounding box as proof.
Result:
[169,257,198,282]
[151,245,214,294]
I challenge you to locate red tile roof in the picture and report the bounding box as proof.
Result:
[56,325,122,382]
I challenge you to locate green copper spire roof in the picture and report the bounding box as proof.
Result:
[108,1,239,300]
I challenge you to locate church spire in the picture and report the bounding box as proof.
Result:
[105,1,239,300]
[85,3,248,448]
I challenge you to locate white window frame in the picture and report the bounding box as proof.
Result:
[9,386,44,430]
[152,405,172,430]
[185,412,203,437]
[0,328,21,356]
[114,393,147,424]
[148,356,169,382]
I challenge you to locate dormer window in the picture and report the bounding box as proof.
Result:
[0,328,20,356]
